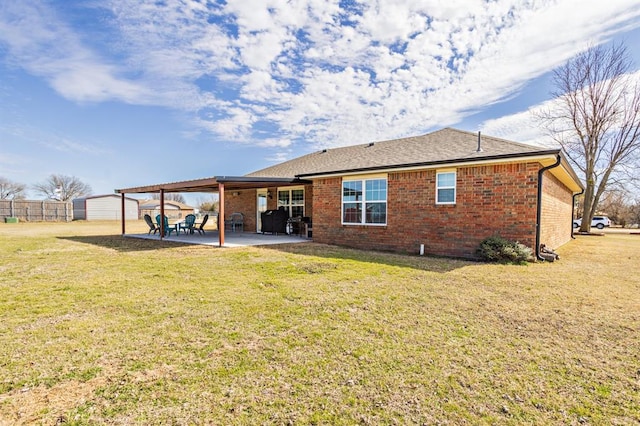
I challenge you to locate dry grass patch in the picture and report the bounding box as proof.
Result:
[0,221,638,424]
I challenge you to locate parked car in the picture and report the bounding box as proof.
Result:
[573,216,611,229]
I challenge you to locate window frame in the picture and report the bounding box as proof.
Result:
[277,186,305,217]
[436,170,457,205]
[341,177,387,226]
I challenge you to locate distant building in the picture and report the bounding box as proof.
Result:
[73,194,139,220]
[139,199,195,220]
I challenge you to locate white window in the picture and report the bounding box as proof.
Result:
[342,178,387,225]
[436,171,456,204]
[278,187,305,217]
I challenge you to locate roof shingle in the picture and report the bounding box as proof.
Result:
[246,128,558,178]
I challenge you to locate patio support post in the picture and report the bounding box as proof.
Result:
[160,189,165,239]
[219,183,225,247]
[121,193,126,235]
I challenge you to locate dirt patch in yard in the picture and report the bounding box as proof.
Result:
[0,375,108,425]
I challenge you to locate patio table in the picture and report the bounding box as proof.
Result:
[173,220,185,235]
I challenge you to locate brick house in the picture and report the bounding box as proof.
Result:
[116,128,583,259]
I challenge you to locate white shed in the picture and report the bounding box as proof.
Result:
[73,195,139,220]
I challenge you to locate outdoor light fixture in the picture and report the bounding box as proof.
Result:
[267,190,273,199]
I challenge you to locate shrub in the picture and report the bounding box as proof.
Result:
[476,235,534,264]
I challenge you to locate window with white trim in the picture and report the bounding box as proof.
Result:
[277,187,304,217]
[342,178,387,225]
[436,171,456,204]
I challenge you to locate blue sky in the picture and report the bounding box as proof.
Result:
[1,0,640,206]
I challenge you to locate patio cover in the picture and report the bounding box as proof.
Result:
[115,176,310,246]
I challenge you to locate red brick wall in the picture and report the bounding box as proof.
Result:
[540,171,574,250]
[312,163,543,258]
[304,185,313,219]
[224,190,256,231]
[265,186,279,211]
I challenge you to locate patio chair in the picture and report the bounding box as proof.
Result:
[181,214,196,234]
[155,214,177,237]
[144,214,158,234]
[194,214,209,235]
[225,212,244,232]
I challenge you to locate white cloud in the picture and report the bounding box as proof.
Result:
[265,151,292,163]
[0,1,150,103]
[480,108,555,147]
[1,0,640,153]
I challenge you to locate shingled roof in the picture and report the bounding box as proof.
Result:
[246,128,559,178]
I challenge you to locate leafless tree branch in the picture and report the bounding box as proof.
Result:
[32,174,92,201]
[0,177,27,200]
[536,43,640,232]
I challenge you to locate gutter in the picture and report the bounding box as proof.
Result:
[571,188,585,239]
[536,154,562,261]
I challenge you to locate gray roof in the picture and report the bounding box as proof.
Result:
[246,128,558,178]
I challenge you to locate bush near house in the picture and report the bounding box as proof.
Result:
[476,235,534,264]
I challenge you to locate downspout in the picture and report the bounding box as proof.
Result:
[536,154,562,261]
[571,188,584,239]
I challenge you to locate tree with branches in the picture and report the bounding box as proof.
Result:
[538,43,640,232]
[32,174,92,201]
[196,195,219,212]
[0,177,27,200]
[151,193,186,204]
[630,199,640,227]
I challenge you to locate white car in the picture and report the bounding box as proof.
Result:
[573,216,611,229]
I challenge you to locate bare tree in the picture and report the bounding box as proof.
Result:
[196,195,219,212]
[32,174,92,201]
[151,193,186,204]
[0,177,27,200]
[597,189,631,227]
[537,43,640,232]
[630,199,640,227]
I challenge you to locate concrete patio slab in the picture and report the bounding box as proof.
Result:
[125,230,310,247]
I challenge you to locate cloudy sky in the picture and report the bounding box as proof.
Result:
[1,0,640,203]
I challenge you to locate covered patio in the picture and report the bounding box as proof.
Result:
[115,175,311,247]
[126,228,309,247]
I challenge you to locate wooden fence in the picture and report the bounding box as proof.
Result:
[0,200,73,222]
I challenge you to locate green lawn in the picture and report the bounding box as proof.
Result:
[0,221,638,425]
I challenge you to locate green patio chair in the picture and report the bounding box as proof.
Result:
[181,214,196,234]
[155,214,177,237]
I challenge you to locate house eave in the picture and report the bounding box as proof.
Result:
[296,151,563,179]
[298,150,584,193]
[297,150,584,194]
